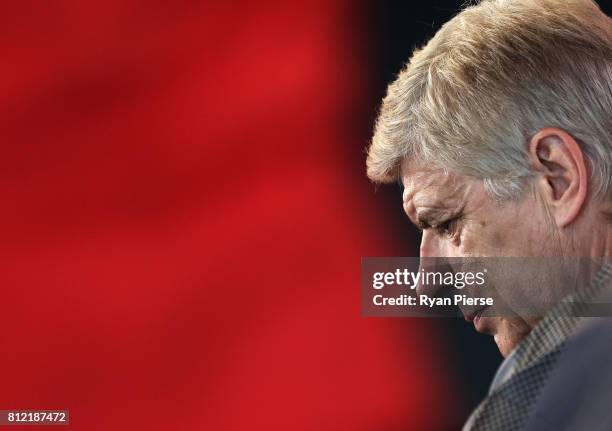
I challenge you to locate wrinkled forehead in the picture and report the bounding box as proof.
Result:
[400,158,467,204]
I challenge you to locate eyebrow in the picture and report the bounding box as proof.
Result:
[415,208,444,229]
[415,205,464,230]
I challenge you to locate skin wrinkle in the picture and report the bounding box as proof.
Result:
[399,146,612,355]
[398,154,596,357]
[369,0,612,360]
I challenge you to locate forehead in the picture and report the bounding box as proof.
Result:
[400,158,467,205]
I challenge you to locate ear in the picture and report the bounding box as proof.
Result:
[528,128,588,227]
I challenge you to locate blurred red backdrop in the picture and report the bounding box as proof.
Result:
[0,1,460,429]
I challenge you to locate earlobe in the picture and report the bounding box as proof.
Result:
[529,128,588,227]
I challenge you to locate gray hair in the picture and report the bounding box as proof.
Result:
[367,0,612,201]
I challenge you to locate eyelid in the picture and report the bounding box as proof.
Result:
[434,214,462,235]
[413,207,463,233]
[415,220,430,231]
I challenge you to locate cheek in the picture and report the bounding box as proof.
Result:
[420,232,462,257]
[422,226,491,258]
[453,222,498,256]
[459,211,533,257]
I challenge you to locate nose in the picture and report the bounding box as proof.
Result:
[419,230,440,258]
[416,231,451,297]
[417,231,436,296]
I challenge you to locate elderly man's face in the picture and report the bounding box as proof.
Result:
[400,160,550,356]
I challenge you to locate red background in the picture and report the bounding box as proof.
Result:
[0,1,462,429]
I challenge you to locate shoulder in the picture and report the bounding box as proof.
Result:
[524,318,612,430]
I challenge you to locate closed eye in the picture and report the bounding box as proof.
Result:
[434,215,462,237]
[415,220,431,232]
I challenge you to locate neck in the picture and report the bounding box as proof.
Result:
[574,204,612,258]
[589,218,612,258]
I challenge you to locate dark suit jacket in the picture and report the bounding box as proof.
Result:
[524,317,612,430]
[464,263,612,431]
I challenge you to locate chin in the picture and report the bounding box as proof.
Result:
[493,318,533,357]
[494,334,517,357]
